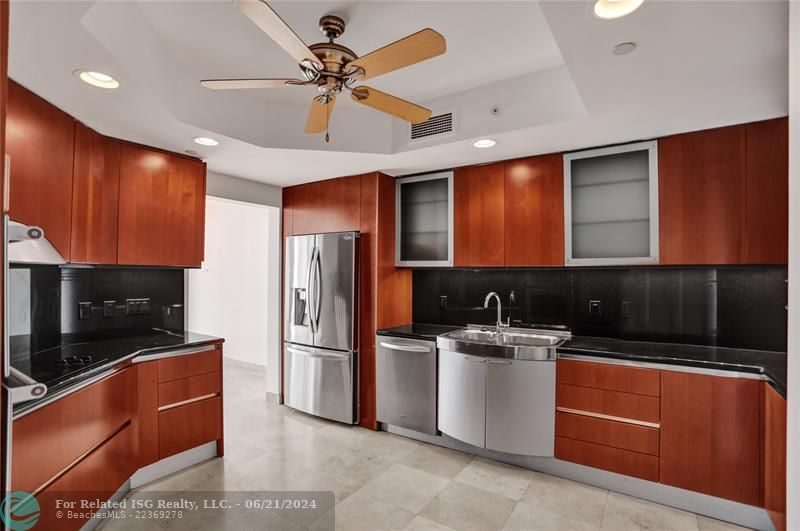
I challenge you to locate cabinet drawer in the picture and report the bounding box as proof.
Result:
[157,348,221,383]
[555,436,659,482]
[12,368,135,493]
[158,371,221,408]
[557,359,660,397]
[557,384,660,424]
[556,411,659,456]
[158,396,222,459]
[35,425,135,531]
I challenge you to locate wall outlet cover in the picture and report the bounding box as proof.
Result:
[78,302,92,320]
[103,300,115,319]
[589,300,603,319]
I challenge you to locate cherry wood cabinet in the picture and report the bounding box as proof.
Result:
[117,145,206,266]
[158,396,222,459]
[36,425,136,531]
[11,367,135,493]
[744,118,788,264]
[660,372,762,505]
[763,385,786,531]
[504,155,564,266]
[453,163,505,267]
[555,359,662,482]
[134,360,159,468]
[659,124,746,264]
[659,119,788,265]
[555,435,659,482]
[6,80,75,260]
[289,175,362,235]
[71,123,121,264]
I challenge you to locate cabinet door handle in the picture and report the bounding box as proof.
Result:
[488,360,512,364]
[379,342,430,353]
[463,356,487,363]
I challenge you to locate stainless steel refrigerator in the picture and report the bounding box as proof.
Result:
[284,231,358,424]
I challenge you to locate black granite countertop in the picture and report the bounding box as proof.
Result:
[377,323,463,341]
[559,336,787,397]
[377,323,787,398]
[11,329,224,415]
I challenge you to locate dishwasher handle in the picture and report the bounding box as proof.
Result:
[379,342,431,353]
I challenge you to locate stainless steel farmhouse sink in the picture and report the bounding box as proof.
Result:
[437,326,570,361]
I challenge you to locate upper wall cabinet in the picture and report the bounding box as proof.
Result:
[6,81,75,260]
[454,163,504,267]
[564,141,659,266]
[505,155,564,267]
[659,125,746,264]
[659,119,787,265]
[117,145,206,267]
[396,172,453,267]
[289,175,362,235]
[744,118,788,264]
[71,123,121,264]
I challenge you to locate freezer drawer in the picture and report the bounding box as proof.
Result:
[283,343,356,424]
[376,336,437,435]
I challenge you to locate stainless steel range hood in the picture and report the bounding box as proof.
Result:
[6,217,66,265]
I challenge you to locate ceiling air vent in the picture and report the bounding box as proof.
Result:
[409,112,456,143]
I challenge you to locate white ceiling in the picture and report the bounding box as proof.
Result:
[7,0,789,187]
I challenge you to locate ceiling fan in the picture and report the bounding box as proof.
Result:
[201,0,446,141]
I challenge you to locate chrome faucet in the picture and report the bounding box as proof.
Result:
[484,292,509,332]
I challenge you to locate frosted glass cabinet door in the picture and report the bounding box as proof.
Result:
[564,141,659,265]
[396,172,454,266]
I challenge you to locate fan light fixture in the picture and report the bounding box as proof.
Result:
[473,139,497,149]
[593,0,644,19]
[193,137,219,146]
[76,70,119,89]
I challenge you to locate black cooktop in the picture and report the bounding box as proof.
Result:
[10,329,221,394]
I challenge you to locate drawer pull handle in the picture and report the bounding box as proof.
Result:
[159,393,219,411]
[556,407,660,429]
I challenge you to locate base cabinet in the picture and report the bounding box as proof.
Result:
[486,358,555,456]
[763,385,787,531]
[438,350,556,456]
[659,372,762,506]
[437,349,486,448]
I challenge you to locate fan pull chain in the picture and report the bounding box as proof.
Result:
[325,102,331,142]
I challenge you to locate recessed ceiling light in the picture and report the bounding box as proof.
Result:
[613,42,637,56]
[594,0,644,19]
[75,69,120,89]
[193,136,219,146]
[473,138,497,149]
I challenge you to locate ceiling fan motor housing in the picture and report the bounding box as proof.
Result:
[319,15,346,40]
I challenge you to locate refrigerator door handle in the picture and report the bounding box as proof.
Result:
[306,246,318,334]
[313,247,322,332]
[286,346,350,361]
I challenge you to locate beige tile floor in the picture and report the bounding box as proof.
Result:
[101,361,752,531]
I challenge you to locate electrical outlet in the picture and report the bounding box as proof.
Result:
[126,298,151,316]
[439,295,448,310]
[103,300,116,319]
[589,300,603,319]
[78,302,92,320]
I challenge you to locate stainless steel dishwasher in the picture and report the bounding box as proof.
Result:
[376,335,437,435]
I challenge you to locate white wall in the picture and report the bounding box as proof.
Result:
[206,171,282,208]
[187,197,281,393]
[788,4,799,530]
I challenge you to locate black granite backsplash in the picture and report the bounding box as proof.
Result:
[412,266,787,352]
[9,265,185,354]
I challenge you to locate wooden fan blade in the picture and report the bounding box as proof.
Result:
[347,29,445,81]
[305,96,336,134]
[200,78,301,89]
[351,87,431,124]
[234,0,321,69]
